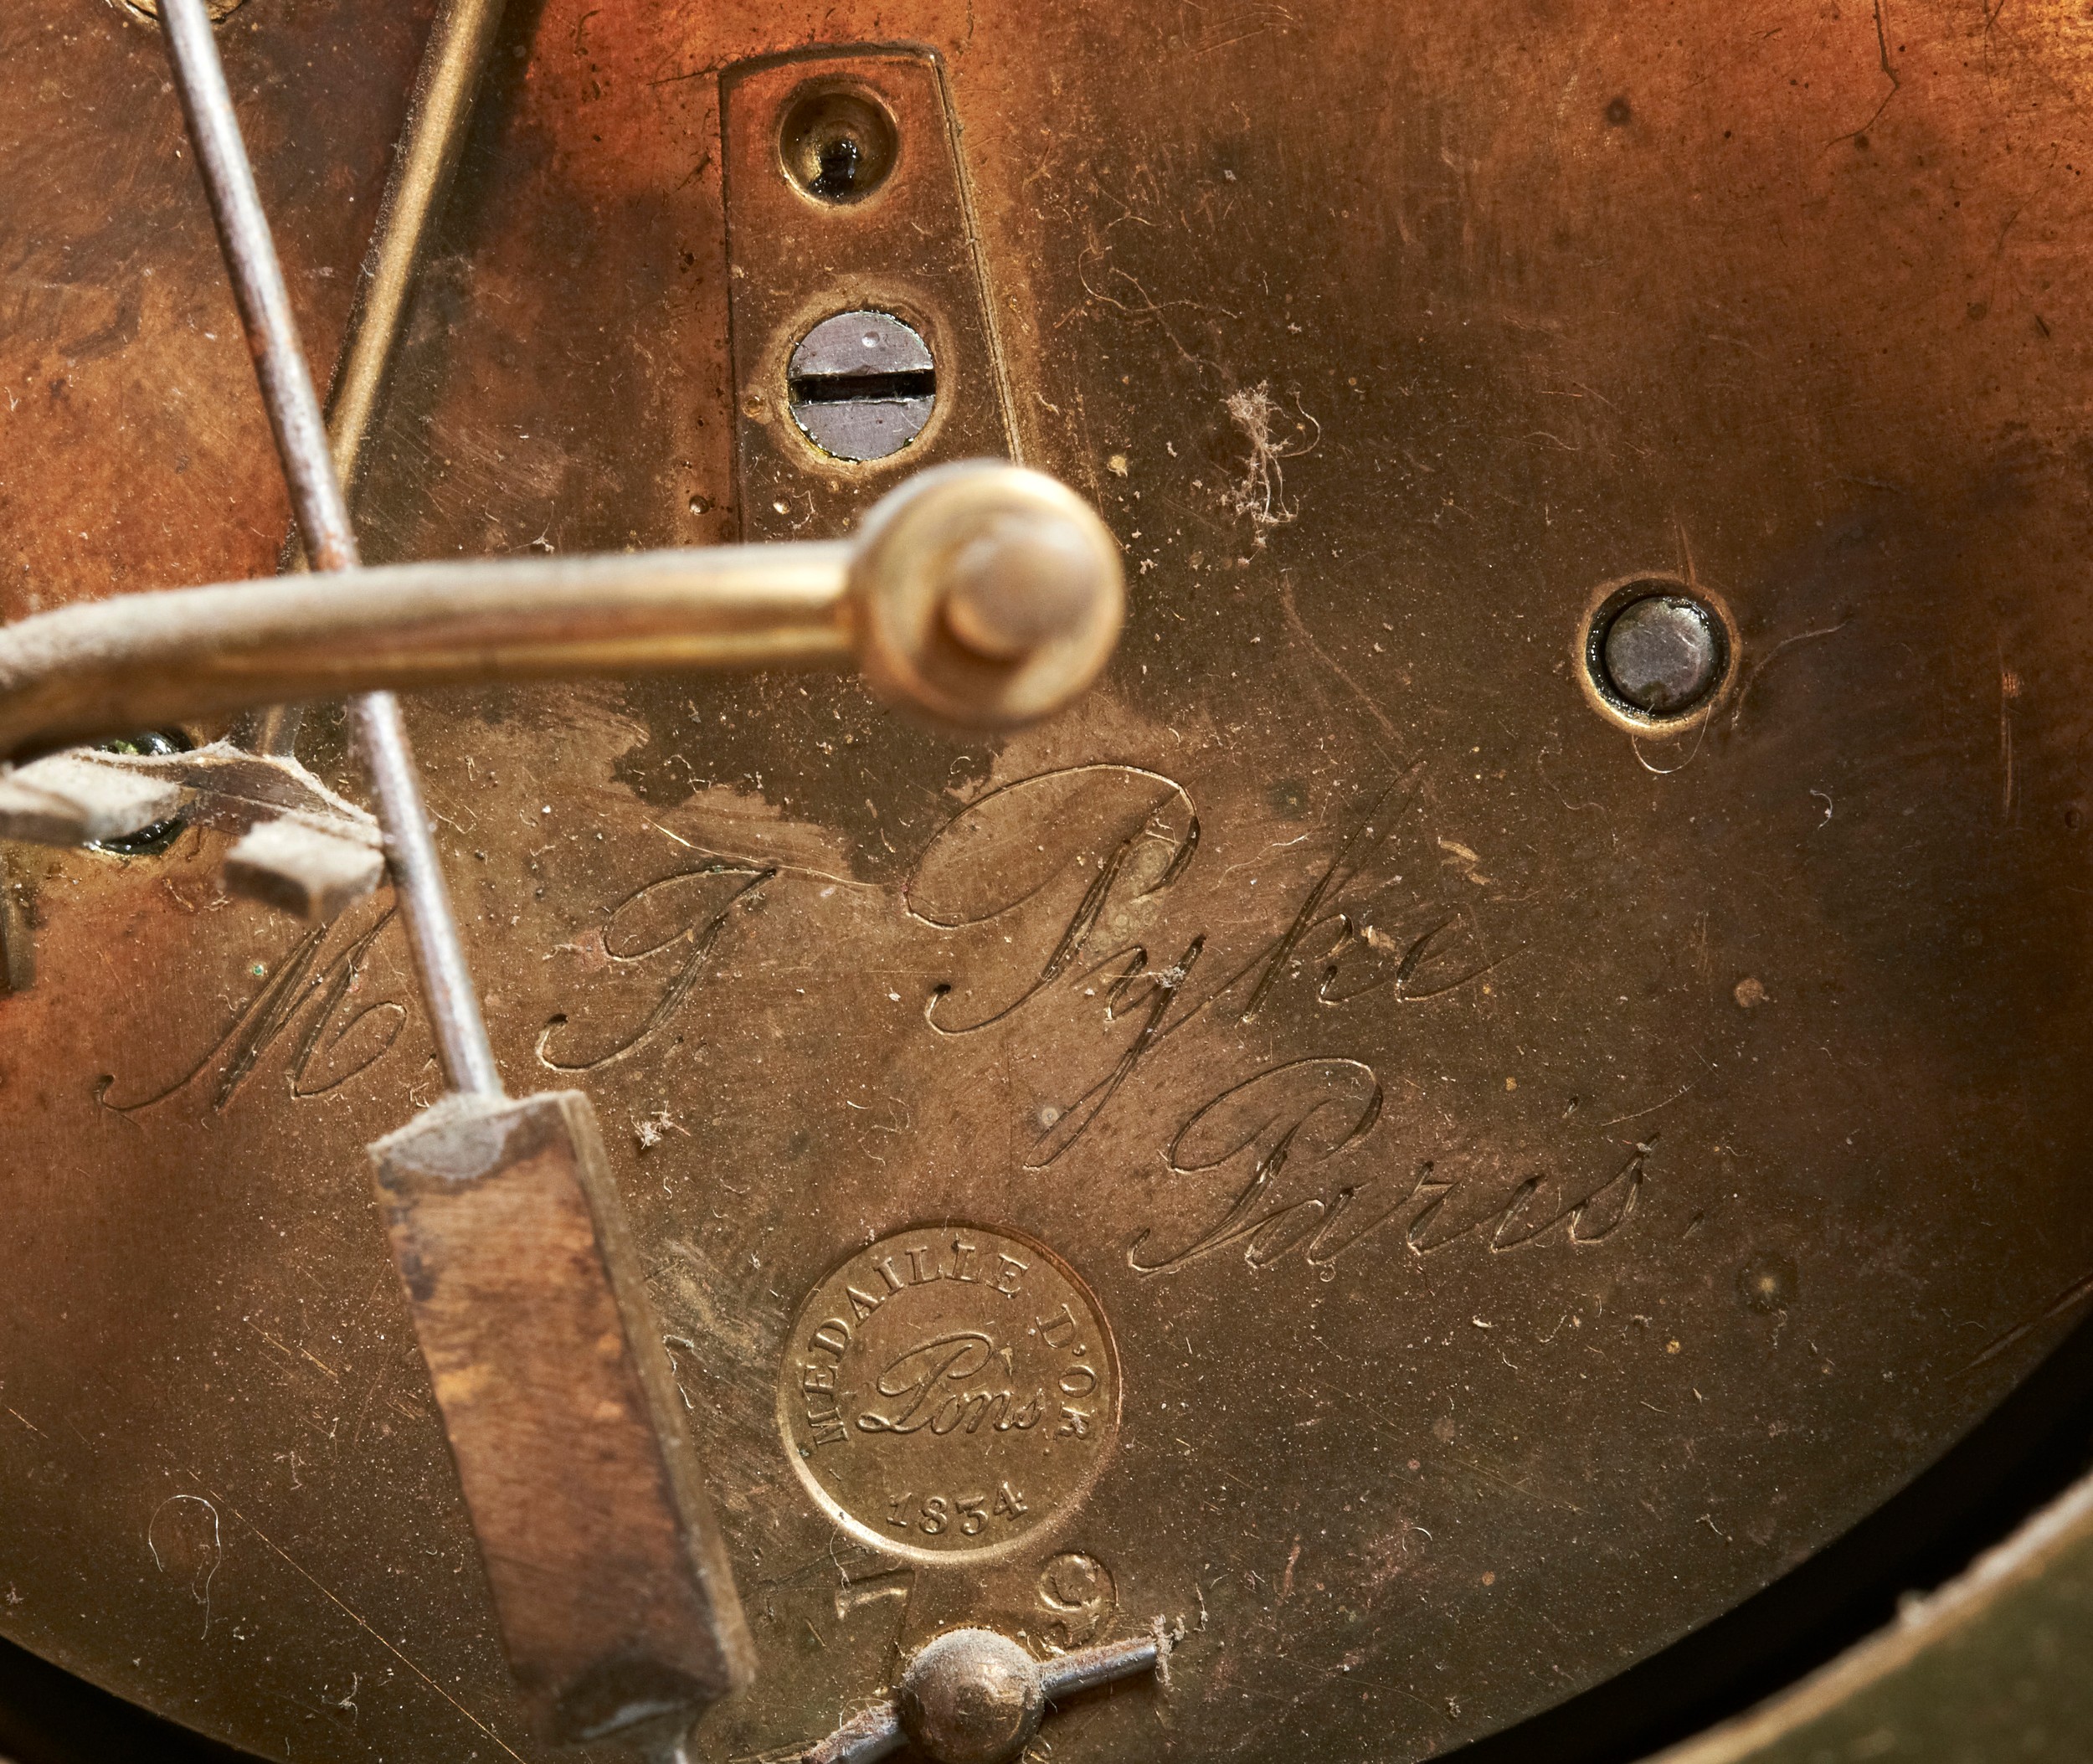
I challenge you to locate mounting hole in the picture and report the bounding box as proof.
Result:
[90,728,193,857]
[1584,582,1729,723]
[779,85,899,205]
[787,310,937,462]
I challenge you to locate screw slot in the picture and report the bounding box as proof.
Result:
[786,309,936,462]
[1585,583,1728,723]
[779,85,898,205]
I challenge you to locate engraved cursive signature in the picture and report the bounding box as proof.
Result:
[905,762,1651,1278]
[98,907,404,1113]
[536,859,774,1072]
[908,768,1499,1175]
[1127,1053,1652,1277]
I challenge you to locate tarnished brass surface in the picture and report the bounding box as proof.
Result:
[8,2,2093,1762]
[723,47,1014,541]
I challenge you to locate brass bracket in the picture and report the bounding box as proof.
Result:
[723,47,1018,540]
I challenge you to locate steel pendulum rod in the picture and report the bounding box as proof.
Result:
[248,0,510,757]
[159,0,498,1097]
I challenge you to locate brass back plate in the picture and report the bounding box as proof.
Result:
[5,2,2093,1761]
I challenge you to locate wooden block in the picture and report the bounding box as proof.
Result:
[0,752,183,844]
[224,814,385,921]
[370,1091,753,1744]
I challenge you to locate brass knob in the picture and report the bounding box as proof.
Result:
[895,1629,1046,1764]
[850,461,1126,730]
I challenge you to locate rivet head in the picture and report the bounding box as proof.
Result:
[896,1629,1046,1764]
[1590,589,1726,718]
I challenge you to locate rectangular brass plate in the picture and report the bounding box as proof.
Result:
[721,46,1014,540]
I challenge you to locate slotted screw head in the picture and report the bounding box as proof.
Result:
[787,310,936,462]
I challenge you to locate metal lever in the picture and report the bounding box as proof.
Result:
[0,461,1121,924]
[253,0,511,754]
[158,0,495,1095]
[806,1627,1170,1764]
[0,460,1121,922]
[0,460,1124,765]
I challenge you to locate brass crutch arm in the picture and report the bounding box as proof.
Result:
[0,460,1124,765]
[0,543,852,761]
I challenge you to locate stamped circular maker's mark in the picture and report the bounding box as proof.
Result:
[779,1226,1119,1561]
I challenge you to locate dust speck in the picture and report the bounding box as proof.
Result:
[1739,1255,1797,1314]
